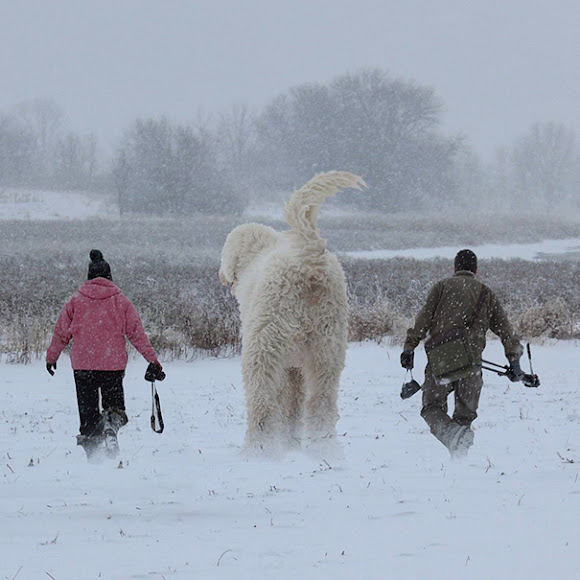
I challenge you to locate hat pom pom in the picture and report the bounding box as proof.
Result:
[90,249,104,262]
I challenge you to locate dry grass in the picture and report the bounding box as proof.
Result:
[0,211,578,361]
[0,253,578,362]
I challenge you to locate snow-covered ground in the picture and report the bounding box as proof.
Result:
[345,238,580,262]
[1,189,578,578]
[1,340,578,580]
[0,188,111,220]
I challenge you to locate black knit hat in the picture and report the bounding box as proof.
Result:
[87,249,112,281]
[454,249,477,273]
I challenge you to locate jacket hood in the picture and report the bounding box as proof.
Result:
[78,278,122,300]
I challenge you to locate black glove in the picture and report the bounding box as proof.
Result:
[145,362,166,382]
[400,350,414,370]
[506,359,524,382]
[46,362,57,376]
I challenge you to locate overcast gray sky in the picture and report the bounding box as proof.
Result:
[1,0,578,159]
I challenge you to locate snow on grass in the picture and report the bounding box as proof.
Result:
[1,340,578,579]
[345,238,580,262]
[0,188,112,220]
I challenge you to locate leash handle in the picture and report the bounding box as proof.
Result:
[150,381,164,433]
[527,343,535,375]
[478,360,540,388]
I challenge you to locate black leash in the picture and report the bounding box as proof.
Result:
[145,362,166,433]
[150,381,164,433]
[478,342,540,388]
[401,343,541,399]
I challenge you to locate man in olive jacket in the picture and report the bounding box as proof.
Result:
[400,249,524,457]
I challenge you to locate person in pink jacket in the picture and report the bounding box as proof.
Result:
[46,249,163,460]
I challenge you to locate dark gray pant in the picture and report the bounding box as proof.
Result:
[420,365,483,449]
[73,370,127,436]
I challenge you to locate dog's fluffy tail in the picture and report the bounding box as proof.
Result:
[283,171,366,250]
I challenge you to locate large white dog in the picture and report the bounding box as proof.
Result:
[219,171,365,456]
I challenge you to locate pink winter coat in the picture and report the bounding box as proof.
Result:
[46,278,158,371]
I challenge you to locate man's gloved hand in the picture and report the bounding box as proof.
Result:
[46,362,57,376]
[400,350,414,370]
[506,359,524,382]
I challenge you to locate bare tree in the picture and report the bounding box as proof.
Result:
[54,132,98,190]
[217,103,258,199]
[112,149,130,216]
[15,98,64,175]
[113,117,241,215]
[0,112,37,185]
[510,122,577,210]
[254,68,458,210]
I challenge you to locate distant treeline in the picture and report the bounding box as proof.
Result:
[0,68,578,214]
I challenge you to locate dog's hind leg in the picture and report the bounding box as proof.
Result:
[277,367,305,450]
[240,325,291,456]
[301,338,346,453]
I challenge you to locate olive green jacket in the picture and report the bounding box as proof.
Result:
[404,271,523,364]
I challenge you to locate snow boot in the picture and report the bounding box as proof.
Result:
[447,424,474,459]
[101,409,127,459]
[76,433,105,464]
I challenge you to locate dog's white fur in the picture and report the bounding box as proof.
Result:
[219,171,365,455]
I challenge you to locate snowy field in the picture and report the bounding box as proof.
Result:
[345,238,580,262]
[1,188,578,578]
[1,340,578,580]
[0,188,112,221]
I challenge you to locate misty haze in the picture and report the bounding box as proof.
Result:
[0,2,579,579]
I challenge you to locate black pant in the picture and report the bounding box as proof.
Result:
[73,370,126,436]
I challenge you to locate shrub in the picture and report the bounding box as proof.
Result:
[0,213,578,362]
[517,298,575,339]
